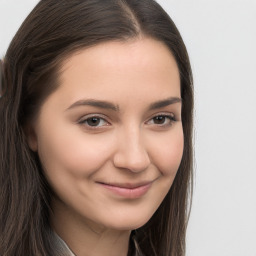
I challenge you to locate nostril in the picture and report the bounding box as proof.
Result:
[113,149,150,173]
[113,131,150,172]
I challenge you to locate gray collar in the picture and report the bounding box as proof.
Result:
[53,232,76,256]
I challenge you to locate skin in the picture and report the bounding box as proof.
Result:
[27,37,183,256]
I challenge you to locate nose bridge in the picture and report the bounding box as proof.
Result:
[113,124,150,172]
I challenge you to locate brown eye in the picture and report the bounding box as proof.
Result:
[153,116,167,124]
[87,117,101,126]
[147,114,176,126]
[79,116,108,127]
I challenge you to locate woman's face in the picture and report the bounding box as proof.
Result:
[28,38,183,230]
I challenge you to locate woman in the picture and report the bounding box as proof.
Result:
[0,0,193,255]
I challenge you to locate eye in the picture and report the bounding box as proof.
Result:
[147,114,176,126]
[78,116,109,128]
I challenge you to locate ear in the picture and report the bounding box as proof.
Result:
[23,124,38,152]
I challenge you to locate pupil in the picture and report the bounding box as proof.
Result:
[88,117,100,126]
[154,116,165,124]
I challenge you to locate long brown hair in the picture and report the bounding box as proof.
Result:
[0,0,193,255]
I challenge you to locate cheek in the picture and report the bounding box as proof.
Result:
[149,126,184,177]
[37,125,113,179]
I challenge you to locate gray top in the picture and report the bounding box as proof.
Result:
[52,231,139,256]
[53,233,76,256]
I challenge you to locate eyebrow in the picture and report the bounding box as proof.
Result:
[65,97,182,112]
[65,99,119,112]
[148,97,182,110]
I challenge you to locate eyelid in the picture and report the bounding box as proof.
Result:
[145,112,176,126]
[147,112,176,121]
[78,113,108,121]
[77,114,111,128]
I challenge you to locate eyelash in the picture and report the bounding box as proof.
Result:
[78,113,176,129]
[78,114,110,129]
[146,114,176,127]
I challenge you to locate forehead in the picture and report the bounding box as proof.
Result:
[60,37,179,78]
[49,38,181,108]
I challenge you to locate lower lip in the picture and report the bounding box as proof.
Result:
[98,183,152,199]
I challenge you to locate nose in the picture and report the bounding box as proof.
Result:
[113,127,150,173]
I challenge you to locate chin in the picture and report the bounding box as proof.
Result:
[102,212,154,231]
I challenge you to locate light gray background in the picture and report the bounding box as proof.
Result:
[1,0,255,255]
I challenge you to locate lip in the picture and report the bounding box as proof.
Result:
[96,181,153,199]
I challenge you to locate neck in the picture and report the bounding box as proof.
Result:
[50,198,131,256]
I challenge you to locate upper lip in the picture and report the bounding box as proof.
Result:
[97,181,154,189]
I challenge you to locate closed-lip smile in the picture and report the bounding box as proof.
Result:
[96,180,155,199]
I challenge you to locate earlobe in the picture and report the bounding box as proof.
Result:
[24,125,38,152]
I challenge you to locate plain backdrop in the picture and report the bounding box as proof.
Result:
[0,1,256,255]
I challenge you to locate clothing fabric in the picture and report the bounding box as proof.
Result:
[52,231,139,256]
[53,233,76,256]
